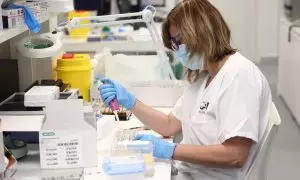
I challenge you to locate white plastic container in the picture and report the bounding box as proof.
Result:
[115,141,154,176]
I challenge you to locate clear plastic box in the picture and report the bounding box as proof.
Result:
[111,140,155,177]
[102,155,146,180]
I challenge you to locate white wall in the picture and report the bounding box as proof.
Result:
[210,0,280,61]
[165,0,177,11]
[210,0,259,62]
[258,0,280,58]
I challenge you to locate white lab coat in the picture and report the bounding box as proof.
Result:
[171,52,272,180]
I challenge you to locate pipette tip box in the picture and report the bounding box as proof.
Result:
[24,86,60,107]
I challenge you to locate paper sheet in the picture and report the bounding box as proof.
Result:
[40,134,82,168]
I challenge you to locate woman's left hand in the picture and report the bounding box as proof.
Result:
[134,134,176,159]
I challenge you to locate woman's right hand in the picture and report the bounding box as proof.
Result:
[99,79,136,110]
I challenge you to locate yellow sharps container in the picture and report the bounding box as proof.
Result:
[56,53,92,102]
[67,11,90,39]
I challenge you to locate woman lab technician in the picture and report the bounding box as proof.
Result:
[100,0,272,179]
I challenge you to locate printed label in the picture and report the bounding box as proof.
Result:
[40,135,82,168]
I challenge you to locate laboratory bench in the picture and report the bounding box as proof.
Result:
[11,108,173,180]
[62,23,164,53]
[62,39,159,53]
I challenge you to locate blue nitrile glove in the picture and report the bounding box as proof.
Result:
[99,78,136,110]
[134,134,176,159]
[8,4,41,33]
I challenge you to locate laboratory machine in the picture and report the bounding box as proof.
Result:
[284,0,300,21]
[0,80,80,159]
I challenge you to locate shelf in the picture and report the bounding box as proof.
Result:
[62,22,165,53]
[0,16,54,44]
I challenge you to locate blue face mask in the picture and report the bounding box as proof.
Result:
[8,4,41,33]
[175,44,204,70]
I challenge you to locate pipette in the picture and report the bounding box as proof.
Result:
[104,82,121,123]
[96,80,121,123]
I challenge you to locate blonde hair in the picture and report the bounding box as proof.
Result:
[162,0,236,83]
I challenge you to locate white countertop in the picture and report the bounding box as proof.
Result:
[12,108,173,180]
